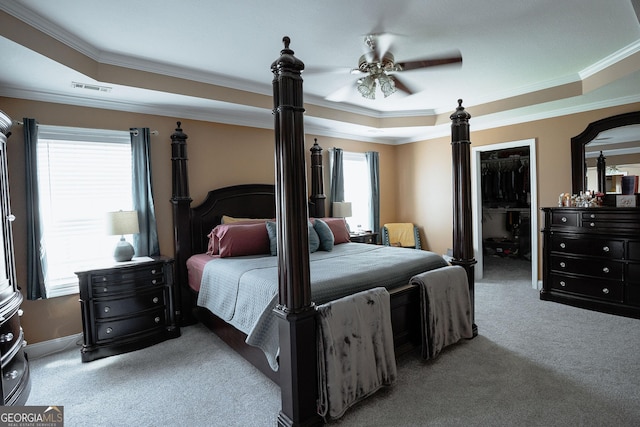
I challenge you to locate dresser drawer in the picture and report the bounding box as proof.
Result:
[0,310,22,358]
[551,211,579,226]
[93,287,166,320]
[627,282,640,307]
[550,256,623,280]
[549,274,624,303]
[581,211,640,223]
[2,346,28,403]
[550,234,623,258]
[96,308,166,342]
[629,242,640,261]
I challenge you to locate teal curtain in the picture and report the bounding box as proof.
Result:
[366,151,380,242]
[329,148,344,216]
[130,128,159,257]
[24,118,47,300]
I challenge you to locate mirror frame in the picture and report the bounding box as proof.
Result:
[571,111,640,194]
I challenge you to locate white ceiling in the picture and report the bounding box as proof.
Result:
[1,0,640,143]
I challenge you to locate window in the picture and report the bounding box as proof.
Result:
[37,126,133,297]
[342,151,372,232]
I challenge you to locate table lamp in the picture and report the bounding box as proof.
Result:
[107,210,139,262]
[332,201,352,218]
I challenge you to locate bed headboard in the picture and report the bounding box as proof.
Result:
[190,183,276,255]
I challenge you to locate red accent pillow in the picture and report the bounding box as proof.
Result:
[207,223,271,257]
[320,217,351,244]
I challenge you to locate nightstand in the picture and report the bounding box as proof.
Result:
[349,232,379,244]
[76,256,180,362]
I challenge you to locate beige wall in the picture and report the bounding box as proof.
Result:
[3,96,639,344]
[1,97,398,344]
[396,102,640,279]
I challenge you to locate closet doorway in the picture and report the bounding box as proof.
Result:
[471,139,538,289]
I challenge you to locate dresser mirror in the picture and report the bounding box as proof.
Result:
[571,111,640,195]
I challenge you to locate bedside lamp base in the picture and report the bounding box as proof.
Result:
[114,237,135,262]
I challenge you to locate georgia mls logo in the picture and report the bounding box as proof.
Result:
[0,405,64,427]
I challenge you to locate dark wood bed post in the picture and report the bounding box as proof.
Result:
[271,37,322,427]
[309,139,326,217]
[169,122,195,326]
[449,99,478,336]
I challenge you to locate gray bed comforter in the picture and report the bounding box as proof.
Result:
[197,242,448,370]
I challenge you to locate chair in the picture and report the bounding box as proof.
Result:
[381,223,422,249]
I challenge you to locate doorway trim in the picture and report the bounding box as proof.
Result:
[471,138,538,289]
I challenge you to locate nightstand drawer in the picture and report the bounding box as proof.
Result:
[549,274,623,302]
[96,309,166,342]
[93,287,166,320]
[91,266,166,295]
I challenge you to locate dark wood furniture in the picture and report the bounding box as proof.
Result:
[170,39,476,426]
[76,256,180,362]
[541,207,640,318]
[0,110,30,405]
[349,232,378,244]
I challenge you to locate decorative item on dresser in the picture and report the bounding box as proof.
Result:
[0,110,31,405]
[76,256,180,362]
[541,207,640,319]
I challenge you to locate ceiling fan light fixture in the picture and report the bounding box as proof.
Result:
[357,75,376,99]
[378,73,396,98]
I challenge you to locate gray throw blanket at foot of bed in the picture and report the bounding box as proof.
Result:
[316,287,397,421]
[411,265,473,360]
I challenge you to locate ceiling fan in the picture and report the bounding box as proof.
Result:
[338,34,463,100]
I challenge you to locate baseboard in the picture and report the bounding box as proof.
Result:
[25,333,83,360]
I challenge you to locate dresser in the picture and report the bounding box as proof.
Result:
[0,111,30,405]
[76,257,180,362]
[541,207,640,318]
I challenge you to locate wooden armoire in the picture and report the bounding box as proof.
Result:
[0,111,31,405]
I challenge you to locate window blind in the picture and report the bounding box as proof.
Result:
[37,126,133,297]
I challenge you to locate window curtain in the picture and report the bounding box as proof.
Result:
[130,128,159,257]
[24,118,47,300]
[366,151,380,240]
[329,148,344,216]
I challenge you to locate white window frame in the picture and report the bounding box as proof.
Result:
[37,125,133,297]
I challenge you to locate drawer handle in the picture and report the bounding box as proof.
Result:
[590,222,595,227]
[104,306,110,313]
[4,370,18,380]
[560,242,566,249]
[7,214,15,222]
[103,287,108,293]
[602,288,610,294]
[151,279,157,285]
[590,213,596,219]
[106,327,113,334]
[559,281,566,287]
[18,309,23,316]
[602,246,609,252]
[153,297,159,304]
[602,267,610,274]
[151,269,157,274]
[101,277,107,282]
[560,262,566,268]
[154,317,161,323]
[561,216,567,222]
[0,332,14,343]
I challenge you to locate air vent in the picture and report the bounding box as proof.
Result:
[71,82,112,93]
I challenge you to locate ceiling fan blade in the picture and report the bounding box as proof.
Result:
[397,52,463,71]
[392,75,415,95]
[325,81,357,102]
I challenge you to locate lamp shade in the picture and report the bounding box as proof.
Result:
[332,202,352,218]
[107,210,139,236]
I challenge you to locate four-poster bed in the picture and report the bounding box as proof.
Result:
[170,38,476,426]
